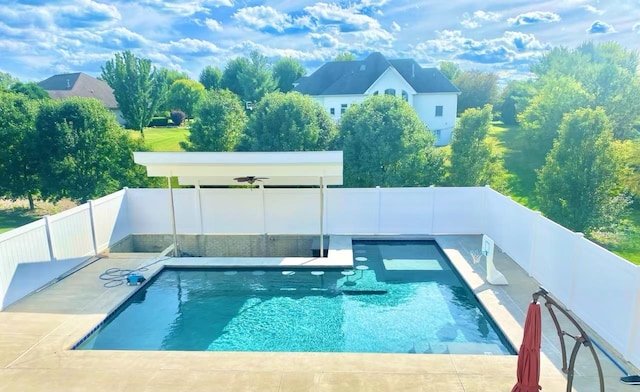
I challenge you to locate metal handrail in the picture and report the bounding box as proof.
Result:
[532,287,605,392]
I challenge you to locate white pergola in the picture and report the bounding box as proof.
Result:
[133,151,344,257]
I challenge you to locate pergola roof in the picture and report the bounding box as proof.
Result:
[133,151,343,186]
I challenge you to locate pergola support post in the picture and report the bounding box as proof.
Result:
[168,176,178,257]
[320,176,324,258]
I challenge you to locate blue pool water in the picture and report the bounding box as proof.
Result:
[76,240,515,354]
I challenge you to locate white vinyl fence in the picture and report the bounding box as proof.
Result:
[1,186,638,369]
[0,190,128,308]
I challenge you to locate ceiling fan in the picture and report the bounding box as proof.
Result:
[233,176,269,185]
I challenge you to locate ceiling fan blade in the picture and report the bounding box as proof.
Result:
[233,177,249,182]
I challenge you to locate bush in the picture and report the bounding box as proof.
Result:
[170,110,186,126]
[148,116,169,127]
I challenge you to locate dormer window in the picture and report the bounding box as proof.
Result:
[384,88,396,96]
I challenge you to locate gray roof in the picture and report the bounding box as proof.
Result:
[293,52,459,96]
[38,72,118,109]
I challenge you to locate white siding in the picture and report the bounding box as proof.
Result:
[314,95,366,122]
[312,69,458,145]
[413,93,458,145]
[366,68,416,105]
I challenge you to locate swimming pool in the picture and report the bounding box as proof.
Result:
[76,240,515,354]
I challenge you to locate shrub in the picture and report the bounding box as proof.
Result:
[148,116,169,127]
[170,110,186,126]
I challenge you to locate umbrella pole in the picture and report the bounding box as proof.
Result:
[532,288,605,392]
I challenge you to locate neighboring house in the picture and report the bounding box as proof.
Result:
[38,72,126,125]
[293,52,460,146]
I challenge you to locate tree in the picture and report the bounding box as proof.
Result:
[0,71,18,91]
[519,75,594,161]
[334,52,355,61]
[531,42,640,139]
[221,56,251,97]
[0,92,40,209]
[35,97,150,202]
[221,51,277,103]
[10,82,49,100]
[240,91,336,152]
[454,71,499,114]
[535,107,628,234]
[180,89,247,152]
[199,65,222,90]
[272,57,305,93]
[238,51,277,103]
[338,95,445,187]
[439,61,462,81]
[157,69,190,112]
[499,80,537,125]
[161,69,189,85]
[449,105,509,191]
[101,51,168,133]
[167,79,205,118]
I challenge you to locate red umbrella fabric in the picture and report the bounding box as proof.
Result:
[512,302,542,392]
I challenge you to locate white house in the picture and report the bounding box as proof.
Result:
[38,72,126,126]
[293,52,460,146]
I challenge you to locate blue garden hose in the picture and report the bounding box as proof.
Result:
[99,257,167,288]
[590,337,640,385]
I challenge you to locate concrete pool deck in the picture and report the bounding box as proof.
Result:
[0,235,637,391]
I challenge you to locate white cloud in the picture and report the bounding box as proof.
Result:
[633,23,640,33]
[461,10,502,29]
[412,29,550,65]
[351,29,395,48]
[587,20,615,34]
[582,5,604,15]
[310,33,339,48]
[461,18,479,29]
[136,0,233,16]
[508,11,561,26]
[474,10,501,21]
[359,0,390,7]
[233,6,292,32]
[391,21,401,32]
[204,18,223,32]
[99,27,148,48]
[231,40,330,63]
[304,2,381,32]
[162,38,221,54]
[0,40,33,53]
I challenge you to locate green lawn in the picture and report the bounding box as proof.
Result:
[130,126,190,151]
[0,208,38,234]
[488,122,539,207]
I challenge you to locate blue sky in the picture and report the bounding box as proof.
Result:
[1,0,639,83]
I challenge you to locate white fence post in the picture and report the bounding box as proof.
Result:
[567,232,584,311]
[528,211,542,277]
[430,185,436,234]
[88,200,98,256]
[376,186,381,234]
[627,268,640,362]
[195,184,204,235]
[43,215,56,261]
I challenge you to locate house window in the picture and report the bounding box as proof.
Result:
[373,91,378,95]
[401,90,409,102]
[435,105,443,117]
[330,107,335,115]
[341,104,348,114]
[384,88,396,96]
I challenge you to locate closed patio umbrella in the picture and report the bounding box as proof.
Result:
[512,302,542,392]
